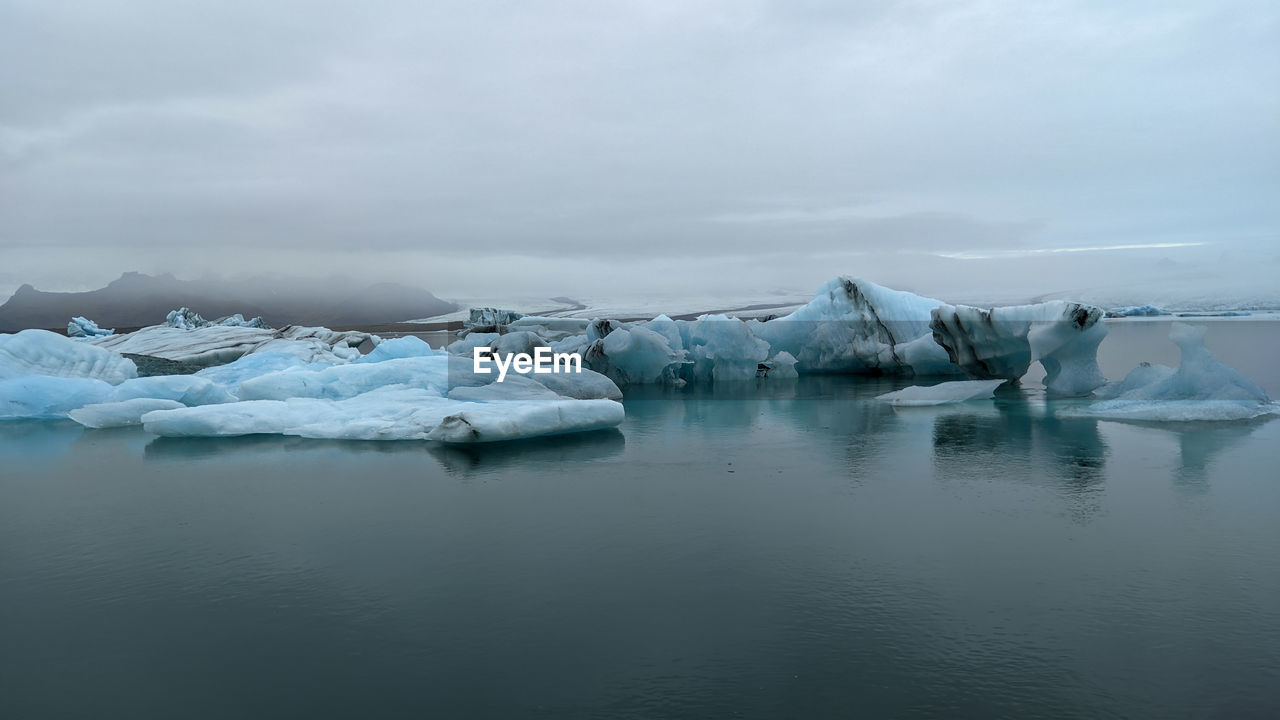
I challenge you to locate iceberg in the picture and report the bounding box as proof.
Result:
[163,307,267,330]
[517,367,623,400]
[353,335,442,363]
[752,277,958,375]
[90,324,376,366]
[0,329,137,384]
[427,398,624,443]
[165,307,207,330]
[877,379,1005,407]
[930,301,1107,396]
[67,316,113,338]
[1107,305,1166,318]
[447,332,501,355]
[69,398,186,429]
[109,375,237,406]
[236,356,456,401]
[214,313,268,328]
[1066,323,1274,422]
[1,376,114,419]
[584,324,687,385]
[141,387,625,443]
[467,307,526,328]
[679,314,770,382]
[191,351,327,388]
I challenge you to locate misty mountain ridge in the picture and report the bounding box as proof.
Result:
[0,272,457,331]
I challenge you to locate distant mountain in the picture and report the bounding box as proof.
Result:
[0,272,457,331]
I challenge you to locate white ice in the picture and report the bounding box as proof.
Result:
[752,277,958,375]
[588,324,687,384]
[69,398,186,428]
[91,324,375,366]
[353,335,442,363]
[877,379,1006,407]
[141,387,624,443]
[67,316,113,338]
[1065,323,1274,422]
[930,301,1108,396]
[680,314,770,382]
[0,376,114,419]
[0,329,137,384]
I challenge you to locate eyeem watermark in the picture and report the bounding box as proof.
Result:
[474,347,582,382]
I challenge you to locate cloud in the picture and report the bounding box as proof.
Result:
[0,0,1277,300]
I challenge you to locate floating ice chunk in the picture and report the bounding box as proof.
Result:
[896,334,961,376]
[252,337,359,363]
[1066,400,1276,422]
[213,314,268,328]
[506,316,590,341]
[549,334,589,356]
[754,277,956,375]
[584,325,686,385]
[354,335,441,363]
[930,301,1107,396]
[0,329,137,384]
[447,374,562,402]
[448,332,501,355]
[69,398,186,428]
[1107,305,1166,318]
[165,307,207,329]
[1030,314,1108,397]
[763,351,799,379]
[877,379,1005,407]
[67,316,113,338]
[522,367,624,400]
[142,389,443,439]
[640,315,684,352]
[109,375,236,406]
[1066,323,1273,422]
[92,325,275,365]
[1092,362,1175,400]
[164,308,265,329]
[0,376,114,419]
[426,399,625,443]
[192,352,326,389]
[681,314,770,382]
[91,324,375,366]
[237,355,454,401]
[487,331,547,357]
[466,308,524,328]
[141,388,625,442]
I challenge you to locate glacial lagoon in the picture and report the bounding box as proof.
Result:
[2,318,1279,718]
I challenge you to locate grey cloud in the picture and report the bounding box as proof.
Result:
[0,0,1277,301]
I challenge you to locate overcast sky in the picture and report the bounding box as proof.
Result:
[2,0,1277,305]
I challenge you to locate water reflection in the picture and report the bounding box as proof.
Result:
[428,429,625,477]
[145,433,434,461]
[0,419,84,464]
[929,387,1110,522]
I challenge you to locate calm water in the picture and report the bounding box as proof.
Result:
[2,320,1279,719]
